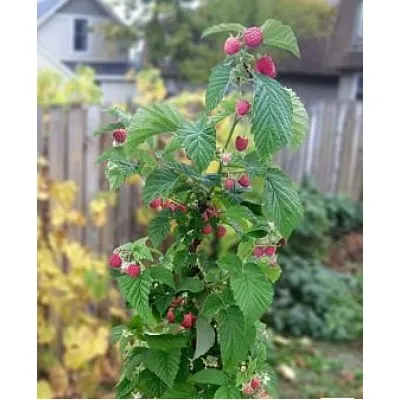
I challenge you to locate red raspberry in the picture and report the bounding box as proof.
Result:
[108,253,122,268]
[171,296,184,308]
[203,224,213,235]
[163,200,178,212]
[201,211,209,221]
[255,56,277,78]
[150,198,162,209]
[177,204,187,213]
[253,246,265,258]
[224,37,241,55]
[166,308,175,323]
[264,246,275,257]
[238,174,250,187]
[224,178,235,191]
[126,263,141,277]
[242,384,255,395]
[112,128,126,143]
[244,27,264,48]
[181,313,193,329]
[236,100,251,116]
[251,377,262,390]
[216,225,227,238]
[235,135,249,152]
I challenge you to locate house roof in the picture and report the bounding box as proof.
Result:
[37,0,126,27]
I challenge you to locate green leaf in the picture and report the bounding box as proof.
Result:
[154,294,174,315]
[145,348,182,387]
[125,347,147,376]
[110,325,125,345]
[214,385,241,399]
[138,369,167,398]
[264,364,279,398]
[164,136,183,154]
[107,106,133,126]
[177,119,216,172]
[243,152,269,178]
[96,146,126,164]
[126,103,184,151]
[205,63,232,112]
[202,23,245,38]
[230,263,274,323]
[264,264,282,283]
[93,121,124,136]
[148,209,173,248]
[261,19,300,58]
[150,265,175,289]
[190,369,228,386]
[237,239,256,260]
[251,74,293,159]
[177,277,204,293]
[217,306,247,370]
[193,317,216,360]
[105,160,138,190]
[264,166,304,237]
[115,377,135,399]
[131,237,153,261]
[202,293,224,318]
[116,270,155,324]
[224,205,257,235]
[162,382,197,399]
[286,88,309,150]
[142,168,181,205]
[217,253,242,274]
[144,333,187,351]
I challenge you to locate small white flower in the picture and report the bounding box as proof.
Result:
[221,152,232,166]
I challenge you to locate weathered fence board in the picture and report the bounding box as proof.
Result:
[38,101,363,252]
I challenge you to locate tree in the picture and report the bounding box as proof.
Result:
[93,18,309,399]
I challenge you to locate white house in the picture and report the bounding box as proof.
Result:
[37,0,138,103]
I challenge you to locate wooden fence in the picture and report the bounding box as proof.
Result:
[37,101,363,252]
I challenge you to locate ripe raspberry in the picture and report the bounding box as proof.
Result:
[126,263,141,277]
[177,204,187,213]
[253,246,265,258]
[244,27,264,48]
[251,377,262,390]
[242,384,255,395]
[238,174,250,187]
[163,200,178,212]
[150,198,162,209]
[171,296,184,308]
[255,56,277,78]
[112,128,126,143]
[224,37,241,55]
[264,246,275,257]
[216,225,227,238]
[108,253,122,268]
[221,152,232,166]
[166,308,175,323]
[236,100,251,117]
[181,313,193,329]
[224,178,235,191]
[203,224,213,235]
[235,135,249,152]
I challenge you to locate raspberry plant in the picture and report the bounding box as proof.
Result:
[94,19,309,399]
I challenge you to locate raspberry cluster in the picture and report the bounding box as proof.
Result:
[108,250,142,278]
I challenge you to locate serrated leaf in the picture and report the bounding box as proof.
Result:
[230,263,274,323]
[154,294,174,315]
[217,306,247,370]
[93,121,124,136]
[148,209,173,248]
[131,237,153,261]
[201,23,245,38]
[214,385,241,399]
[237,239,256,260]
[177,277,204,293]
[205,63,232,112]
[243,152,269,178]
[251,74,293,159]
[217,253,242,274]
[162,382,197,399]
[110,325,125,345]
[286,88,309,150]
[142,168,181,204]
[164,136,183,154]
[150,265,175,288]
[264,167,304,237]
[96,146,126,164]
[177,119,216,172]
[224,205,257,235]
[115,377,135,399]
[107,106,133,126]
[261,19,300,58]
[202,293,224,318]
[144,333,187,351]
[190,369,228,385]
[126,103,184,152]
[264,364,279,398]
[117,270,155,324]
[105,160,138,190]
[145,348,181,387]
[138,369,167,398]
[193,317,216,360]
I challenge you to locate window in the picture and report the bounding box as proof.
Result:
[74,19,88,51]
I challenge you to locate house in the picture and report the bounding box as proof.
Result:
[37,0,138,103]
[278,0,363,105]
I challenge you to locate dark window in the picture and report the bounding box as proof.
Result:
[74,19,88,51]
[356,74,363,100]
